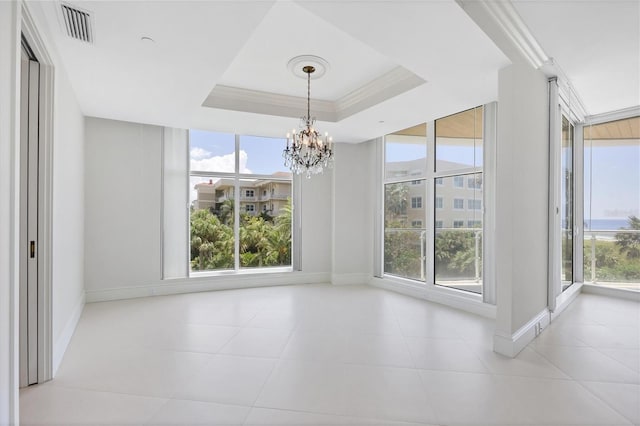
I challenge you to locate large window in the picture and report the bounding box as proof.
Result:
[434,107,484,294]
[189,131,292,273]
[381,106,486,296]
[584,116,640,291]
[384,124,427,280]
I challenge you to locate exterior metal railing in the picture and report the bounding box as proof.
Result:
[384,227,482,282]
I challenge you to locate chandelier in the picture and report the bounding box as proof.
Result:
[283,65,333,177]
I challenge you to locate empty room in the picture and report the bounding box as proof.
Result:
[1,0,639,425]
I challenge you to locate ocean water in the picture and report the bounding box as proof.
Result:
[585,218,633,230]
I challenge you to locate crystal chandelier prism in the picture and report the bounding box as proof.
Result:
[283,65,333,178]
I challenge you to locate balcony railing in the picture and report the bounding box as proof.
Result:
[258,192,290,201]
[584,229,640,291]
[384,227,639,293]
[383,227,482,285]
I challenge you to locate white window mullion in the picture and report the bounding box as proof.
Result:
[426,120,436,287]
[482,102,498,305]
[234,134,240,271]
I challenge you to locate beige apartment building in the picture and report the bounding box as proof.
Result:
[386,158,483,229]
[194,172,292,216]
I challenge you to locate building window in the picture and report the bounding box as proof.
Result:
[453,220,464,228]
[189,131,293,273]
[435,197,443,209]
[453,198,464,209]
[435,220,443,228]
[411,180,422,185]
[411,196,423,209]
[468,176,482,189]
[411,220,422,228]
[468,199,481,210]
[435,177,444,186]
[468,220,482,228]
[453,176,464,188]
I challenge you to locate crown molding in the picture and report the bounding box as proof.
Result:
[585,105,640,125]
[335,66,425,121]
[202,66,425,122]
[202,85,337,121]
[464,0,548,69]
[458,0,591,119]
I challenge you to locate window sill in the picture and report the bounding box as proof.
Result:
[371,275,495,318]
[189,266,293,278]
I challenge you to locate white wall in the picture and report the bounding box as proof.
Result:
[51,54,85,373]
[331,141,375,284]
[300,171,333,274]
[493,61,549,356]
[84,117,333,301]
[84,118,163,292]
[0,2,21,424]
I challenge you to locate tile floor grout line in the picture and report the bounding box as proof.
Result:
[244,322,299,418]
[574,378,638,426]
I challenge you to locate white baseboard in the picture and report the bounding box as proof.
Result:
[581,283,640,302]
[53,291,85,375]
[550,282,582,321]
[369,276,496,319]
[85,271,330,303]
[331,273,371,286]
[493,307,550,358]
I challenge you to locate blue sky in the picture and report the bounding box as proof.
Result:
[585,144,640,220]
[190,129,287,175]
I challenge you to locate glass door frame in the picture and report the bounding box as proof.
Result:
[548,78,584,312]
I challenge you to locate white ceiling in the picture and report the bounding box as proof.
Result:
[512,0,640,116]
[29,0,638,143]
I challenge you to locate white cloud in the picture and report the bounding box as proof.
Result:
[190,150,252,174]
[190,147,211,160]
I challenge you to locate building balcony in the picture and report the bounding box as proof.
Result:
[258,193,289,201]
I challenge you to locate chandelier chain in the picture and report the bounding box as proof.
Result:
[307,70,311,121]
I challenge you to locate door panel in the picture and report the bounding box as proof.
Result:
[19,42,40,387]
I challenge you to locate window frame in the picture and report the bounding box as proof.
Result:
[379,103,497,305]
[189,132,295,276]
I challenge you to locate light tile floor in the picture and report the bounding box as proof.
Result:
[20,284,640,425]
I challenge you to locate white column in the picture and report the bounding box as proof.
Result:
[493,61,550,357]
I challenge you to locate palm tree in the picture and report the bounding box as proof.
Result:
[385,183,408,220]
[218,199,234,225]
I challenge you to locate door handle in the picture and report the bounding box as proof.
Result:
[30,241,35,258]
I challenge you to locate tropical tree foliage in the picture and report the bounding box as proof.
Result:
[191,198,292,270]
[616,215,640,259]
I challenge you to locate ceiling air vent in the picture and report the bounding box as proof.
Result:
[61,3,93,43]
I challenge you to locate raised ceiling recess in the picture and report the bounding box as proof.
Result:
[204,61,425,123]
